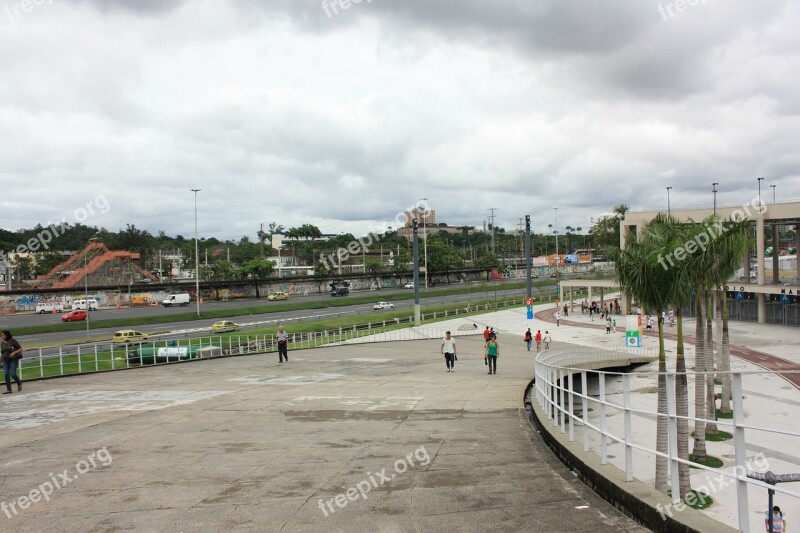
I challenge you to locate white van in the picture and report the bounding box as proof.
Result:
[36,301,65,314]
[162,293,191,307]
[71,299,99,311]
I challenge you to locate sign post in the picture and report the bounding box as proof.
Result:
[526,297,534,320]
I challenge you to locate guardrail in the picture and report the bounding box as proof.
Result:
[533,347,800,532]
[20,292,595,381]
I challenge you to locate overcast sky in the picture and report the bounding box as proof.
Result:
[1,0,798,242]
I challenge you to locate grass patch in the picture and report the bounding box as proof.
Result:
[705,430,733,442]
[715,409,733,419]
[689,454,724,469]
[666,489,714,510]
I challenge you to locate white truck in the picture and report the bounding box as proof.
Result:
[35,300,65,314]
[71,299,99,311]
[162,293,191,307]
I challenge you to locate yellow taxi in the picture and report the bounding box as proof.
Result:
[211,320,240,333]
[112,330,149,343]
[267,291,289,301]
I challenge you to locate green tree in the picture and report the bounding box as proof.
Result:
[613,219,673,493]
[475,252,500,271]
[239,258,275,279]
[34,252,64,277]
[591,204,629,253]
[12,256,35,281]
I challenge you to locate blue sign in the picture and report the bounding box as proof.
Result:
[781,294,790,304]
[736,292,744,301]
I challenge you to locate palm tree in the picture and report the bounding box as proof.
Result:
[703,217,752,417]
[613,219,673,493]
[688,215,752,457]
[649,214,694,500]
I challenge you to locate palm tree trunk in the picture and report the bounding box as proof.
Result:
[656,323,670,493]
[720,291,732,414]
[673,311,692,499]
[691,292,708,461]
[706,292,718,435]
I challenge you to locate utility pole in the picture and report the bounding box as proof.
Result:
[525,215,532,301]
[191,188,201,317]
[554,207,559,257]
[412,219,420,326]
[488,208,497,255]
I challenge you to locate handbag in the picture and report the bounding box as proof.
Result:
[454,354,458,361]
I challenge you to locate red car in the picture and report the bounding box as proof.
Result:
[62,309,88,322]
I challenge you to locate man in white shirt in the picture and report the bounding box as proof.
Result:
[441,331,457,372]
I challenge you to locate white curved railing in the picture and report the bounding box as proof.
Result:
[534,347,800,533]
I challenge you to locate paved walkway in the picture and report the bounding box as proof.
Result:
[535,306,800,389]
[0,337,647,532]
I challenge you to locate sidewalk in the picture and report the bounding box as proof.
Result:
[0,329,646,532]
[443,298,800,532]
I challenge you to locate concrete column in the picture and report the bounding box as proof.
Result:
[570,287,574,310]
[796,224,800,282]
[756,213,766,323]
[773,224,780,284]
[600,287,605,307]
[588,286,593,301]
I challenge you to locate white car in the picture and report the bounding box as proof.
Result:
[403,282,414,289]
[373,302,395,310]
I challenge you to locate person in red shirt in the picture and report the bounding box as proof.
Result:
[483,327,491,343]
[535,330,543,352]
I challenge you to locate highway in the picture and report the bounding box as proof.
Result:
[6,282,552,347]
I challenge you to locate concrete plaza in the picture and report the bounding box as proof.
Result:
[0,329,647,532]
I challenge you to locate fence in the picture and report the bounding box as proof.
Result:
[533,347,800,532]
[19,291,596,381]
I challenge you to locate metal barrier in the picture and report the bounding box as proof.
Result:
[533,347,800,532]
[17,299,529,381]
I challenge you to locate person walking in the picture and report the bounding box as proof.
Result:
[441,331,457,372]
[1,330,23,394]
[275,326,289,363]
[563,303,569,317]
[668,309,675,327]
[483,327,491,344]
[524,328,532,351]
[765,505,786,532]
[606,316,612,334]
[485,336,499,374]
[543,331,552,350]
[555,311,560,327]
[646,315,654,331]
[612,318,617,333]
[535,330,543,352]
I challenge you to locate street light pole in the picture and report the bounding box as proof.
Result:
[758,177,764,206]
[420,198,428,290]
[553,207,559,257]
[666,186,672,216]
[191,189,201,317]
[771,184,776,204]
[84,232,100,339]
[712,182,718,214]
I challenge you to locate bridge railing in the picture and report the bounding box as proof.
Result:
[533,347,800,532]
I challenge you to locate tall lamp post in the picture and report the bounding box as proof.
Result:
[191,189,201,317]
[84,232,100,339]
[666,186,672,216]
[420,198,428,290]
[712,182,718,214]
[758,177,764,206]
[771,184,776,204]
[553,207,559,257]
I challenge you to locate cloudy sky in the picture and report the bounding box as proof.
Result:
[1,0,798,241]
